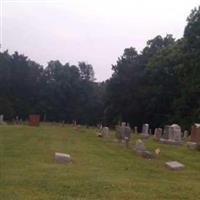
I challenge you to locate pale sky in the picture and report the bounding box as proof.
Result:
[1,0,199,81]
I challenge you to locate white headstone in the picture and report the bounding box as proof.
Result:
[169,124,182,142]
[165,161,184,170]
[54,152,71,163]
[142,124,149,135]
[102,127,109,137]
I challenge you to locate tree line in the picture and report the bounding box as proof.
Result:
[0,6,200,129]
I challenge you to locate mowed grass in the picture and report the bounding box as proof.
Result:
[0,124,200,200]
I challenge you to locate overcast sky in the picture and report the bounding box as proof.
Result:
[1,0,199,81]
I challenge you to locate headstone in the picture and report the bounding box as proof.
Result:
[140,150,155,159]
[124,124,132,147]
[19,118,23,125]
[160,138,181,145]
[190,123,200,143]
[135,139,146,153]
[121,122,126,126]
[183,130,189,138]
[169,124,182,143]
[134,139,155,159]
[140,124,150,139]
[72,120,77,127]
[0,114,4,124]
[115,123,131,144]
[160,124,181,144]
[162,125,171,139]
[187,141,198,150]
[154,128,162,141]
[54,152,71,163]
[119,123,126,142]
[165,161,184,170]
[142,124,149,135]
[134,126,138,134]
[29,114,40,126]
[102,127,109,137]
[15,116,19,124]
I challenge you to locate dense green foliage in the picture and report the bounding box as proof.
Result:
[1,7,200,128]
[0,53,104,124]
[105,6,200,129]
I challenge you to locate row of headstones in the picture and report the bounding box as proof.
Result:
[99,122,200,151]
[141,123,200,149]
[0,114,21,124]
[99,123,182,145]
[117,123,186,169]
[153,124,182,144]
[0,114,40,125]
[98,122,132,146]
[115,122,132,147]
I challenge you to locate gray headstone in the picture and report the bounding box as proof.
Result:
[187,141,198,150]
[0,114,3,123]
[135,139,155,159]
[165,161,184,170]
[54,152,71,163]
[124,125,131,147]
[183,130,189,138]
[154,128,162,141]
[124,125,131,141]
[140,124,150,138]
[140,150,155,159]
[169,124,182,143]
[142,124,149,135]
[162,125,171,139]
[102,127,109,137]
[159,138,181,145]
[120,123,126,141]
[134,126,138,133]
[16,116,19,124]
[135,139,146,152]
[121,122,126,126]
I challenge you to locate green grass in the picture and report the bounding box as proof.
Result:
[0,124,200,200]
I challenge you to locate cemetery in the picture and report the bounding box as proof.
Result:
[1,122,200,200]
[1,3,200,199]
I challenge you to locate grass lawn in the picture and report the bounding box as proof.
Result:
[0,124,200,200]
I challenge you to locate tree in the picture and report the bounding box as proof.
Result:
[78,62,95,81]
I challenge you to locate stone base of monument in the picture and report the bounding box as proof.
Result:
[54,152,71,164]
[134,139,155,159]
[165,161,185,170]
[187,141,198,150]
[137,150,155,159]
[140,134,150,139]
[159,138,181,145]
